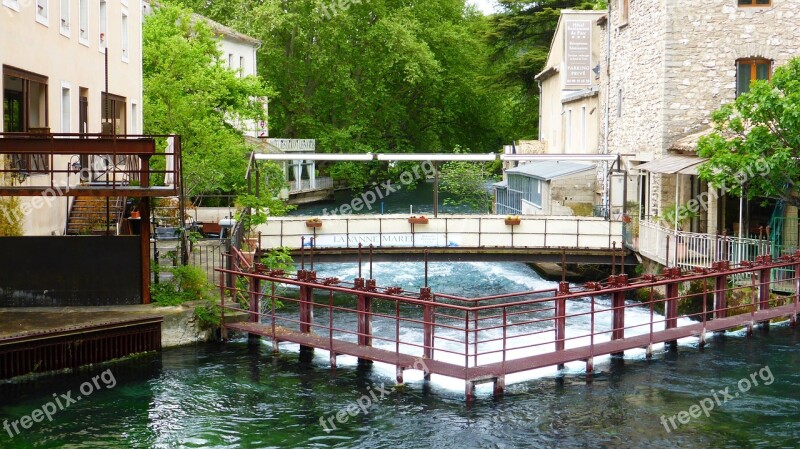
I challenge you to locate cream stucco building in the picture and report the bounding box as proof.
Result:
[1,0,143,235]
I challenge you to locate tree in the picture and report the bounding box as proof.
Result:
[142,4,272,198]
[697,57,800,207]
[439,146,499,212]
[170,0,522,188]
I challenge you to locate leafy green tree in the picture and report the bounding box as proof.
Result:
[697,57,800,207]
[143,4,272,198]
[170,0,521,187]
[439,146,498,213]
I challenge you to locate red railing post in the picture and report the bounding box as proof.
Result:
[421,287,434,360]
[556,281,568,369]
[298,270,315,352]
[355,277,373,365]
[611,274,628,356]
[249,275,261,324]
[713,261,729,322]
[664,268,680,350]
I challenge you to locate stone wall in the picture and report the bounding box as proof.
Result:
[606,0,667,160]
[663,0,800,146]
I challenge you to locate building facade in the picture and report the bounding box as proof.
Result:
[606,0,800,235]
[1,0,143,235]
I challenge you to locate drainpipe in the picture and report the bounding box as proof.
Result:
[538,79,543,142]
[603,8,612,214]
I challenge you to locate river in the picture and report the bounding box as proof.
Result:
[1,260,799,448]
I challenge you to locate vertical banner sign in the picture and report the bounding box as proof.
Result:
[564,21,592,89]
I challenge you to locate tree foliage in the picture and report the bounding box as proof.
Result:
[697,57,800,207]
[169,0,526,186]
[439,146,497,213]
[142,4,272,197]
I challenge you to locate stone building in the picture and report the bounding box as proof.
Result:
[494,161,596,216]
[605,0,800,238]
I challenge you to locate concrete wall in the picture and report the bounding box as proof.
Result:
[1,0,143,236]
[256,214,623,251]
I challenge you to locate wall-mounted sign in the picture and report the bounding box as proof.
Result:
[564,20,592,89]
[304,233,461,248]
[268,139,316,152]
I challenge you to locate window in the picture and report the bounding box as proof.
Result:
[565,108,573,151]
[736,58,771,96]
[738,0,771,6]
[580,106,587,151]
[79,0,88,43]
[121,12,129,61]
[618,0,629,26]
[228,54,234,69]
[3,66,50,172]
[60,0,70,36]
[130,102,138,134]
[99,0,107,52]
[101,93,126,135]
[617,88,623,117]
[61,84,71,133]
[239,56,245,77]
[2,0,20,13]
[36,0,48,26]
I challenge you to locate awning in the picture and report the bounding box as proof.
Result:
[634,155,707,175]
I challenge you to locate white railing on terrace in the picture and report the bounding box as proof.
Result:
[635,220,793,270]
[288,176,335,193]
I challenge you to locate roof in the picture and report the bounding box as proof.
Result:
[506,161,595,181]
[670,127,715,152]
[634,155,707,175]
[245,136,283,154]
[191,13,261,46]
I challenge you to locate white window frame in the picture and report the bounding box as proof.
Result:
[121,9,129,63]
[2,0,21,14]
[580,106,587,151]
[565,108,573,152]
[78,0,89,46]
[60,0,71,37]
[130,101,138,134]
[36,0,49,26]
[61,82,72,133]
[99,0,107,53]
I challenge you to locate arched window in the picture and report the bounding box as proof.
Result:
[736,58,772,96]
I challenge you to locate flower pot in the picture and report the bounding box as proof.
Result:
[130,211,140,219]
[408,217,429,225]
[504,218,521,226]
[306,220,322,228]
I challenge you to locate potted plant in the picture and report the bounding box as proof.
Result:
[305,217,322,228]
[408,215,429,224]
[504,215,521,226]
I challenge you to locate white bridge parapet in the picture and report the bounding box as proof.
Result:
[255,215,623,250]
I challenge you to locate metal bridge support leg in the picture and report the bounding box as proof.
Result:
[299,284,314,352]
[465,381,475,403]
[493,377,505,398]
[758,267,772,330]
[611,290,626,356]
[357,290,373,365]
[665,280,680,350]
[555,293,567,369]
[249,276,261,323]
[422,288,434,373]
[714,271,728,334]
[585,357,594,380]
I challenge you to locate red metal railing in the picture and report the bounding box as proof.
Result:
[218,250,800,399]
